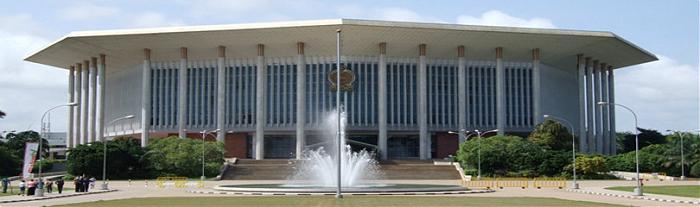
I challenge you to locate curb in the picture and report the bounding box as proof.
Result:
[186,189,495,196]
[0,189,118,204]
[566,189,700,205]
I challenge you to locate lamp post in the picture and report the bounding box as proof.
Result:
[37,102,78,197]
[666,130,686,180]
[543,114,578,189]
[335,28,343,199]
[201,129,220,181]
[599,101,642,196]
[102,115,135,190]
[449,129,496,180]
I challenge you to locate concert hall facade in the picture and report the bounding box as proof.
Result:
[25,19,656,160]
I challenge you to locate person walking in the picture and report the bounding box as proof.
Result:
[46,179,53,193]
[83,177,90,192]
[55,178,64,194]
[1,177,8,193]
[74,177,79,192]
[89,177,96,190]
[18,180,26,196]
[27,179,35,196]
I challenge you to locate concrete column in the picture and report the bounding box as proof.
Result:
[607,66,616,154]
[67,66,75,148]
[89,57,97,143]
[295,42,306,159]
[600,63,609,154]
[74,63,82,146]
[378,42,388,160]
[576,55,588,153]
[585,58,594,153]
[457,46,467,143]
[532,49,542,124]
[98,54,106,142]
[81,60,89,145]
[178,47,188,138]
[495,47,505,135]
[141,49,152,147]
[216,46,226,142]
[593,61,603,153]
[418,44,429,160]
[255,44,266,160]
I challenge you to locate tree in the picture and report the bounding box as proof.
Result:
[0,144,22,176]
[528,119,575,150]
[67,139,150,179]
[565,154,608,177]
[617,128,666,153]
[456,135,549,177]
[662,132,700,177]
[144,136,224,178]
[4,131,49,159]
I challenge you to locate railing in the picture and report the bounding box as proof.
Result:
[462,177,567,190]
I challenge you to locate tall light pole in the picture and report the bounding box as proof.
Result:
[449,129,496,180]
[102,114,135,190]
[543,114,578,189]
[37,102,78,197]
[335,28,343,199]
[201,129,220,180]
[666,130,686,180]
[599,101,642,196]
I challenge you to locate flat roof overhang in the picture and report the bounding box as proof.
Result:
[24,19,657,73]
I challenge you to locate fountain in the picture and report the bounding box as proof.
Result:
[212,108,474,194]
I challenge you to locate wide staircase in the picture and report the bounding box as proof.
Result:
[221,159,461,180]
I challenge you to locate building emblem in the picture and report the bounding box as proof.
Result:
[328,66,356,91]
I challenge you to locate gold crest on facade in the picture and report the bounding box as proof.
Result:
[328,66,356,91]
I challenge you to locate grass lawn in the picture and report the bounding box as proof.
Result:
[55,196,623,207]
[605,185,700,198]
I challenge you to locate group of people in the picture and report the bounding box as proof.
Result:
[15,178,65,196]
[73,176,96,192]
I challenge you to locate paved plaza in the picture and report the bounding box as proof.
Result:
[1,180,697,206]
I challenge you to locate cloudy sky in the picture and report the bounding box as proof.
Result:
[0,0,698,134]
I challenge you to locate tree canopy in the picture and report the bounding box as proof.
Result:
[527,119,575,150]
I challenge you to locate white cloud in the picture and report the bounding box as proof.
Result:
[0,15,69,133]
[372,7,443,23]
[615,55,699,132]
[457,10,556,28]
[57,4,120,21]
[127,11,185,28]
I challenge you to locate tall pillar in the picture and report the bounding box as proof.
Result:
[585,58,595,153]
[67,66,75,148]
[295,42,306,159]
[255,44,266,160]
[607,66,616,154]
[418,44,429,159]
[593,61,603,153]
[141,49,152,147]
[600,63,610,154]
[457,46,467,143]
[89,57,97,143]
[216,46,226,142]
[178,47,188,138]
[495,47,505,135]
[97,54,106,142]
[577,55,588,153]
[378,42,388,160]
[74,63,82,146]
[81,60,89,145]
[532,49,542,124]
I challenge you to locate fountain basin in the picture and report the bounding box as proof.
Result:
[214,184,469,194]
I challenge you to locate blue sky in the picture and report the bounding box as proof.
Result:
[0,0,698,133]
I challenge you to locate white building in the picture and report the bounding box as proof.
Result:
[25,19,656,160]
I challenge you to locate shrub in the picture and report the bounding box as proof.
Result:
[67,139,150,179]
[456,135,553,177]
[690,162,700,177]
[565,154,608,178]
[144,136,224,178]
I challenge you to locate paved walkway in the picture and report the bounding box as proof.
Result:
[1,180,697,206]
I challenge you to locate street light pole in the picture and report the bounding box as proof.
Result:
[37,102,78,197]
[102,115,135,190]
[335,28,343,199]
[599,101,642,196]
[201,129,220,181]
[543,114,578,189]
[666,130,686,180]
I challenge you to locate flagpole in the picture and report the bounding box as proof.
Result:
[335,28,343,199]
